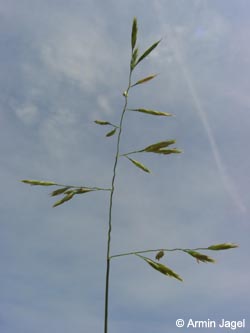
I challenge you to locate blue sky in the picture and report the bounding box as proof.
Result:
[1,0,249,332]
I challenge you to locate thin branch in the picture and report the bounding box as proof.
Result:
[109,247,219,259]
[52,183,111,192]
[120,149,145,157]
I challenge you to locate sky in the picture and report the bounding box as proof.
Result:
[0,0,249,332]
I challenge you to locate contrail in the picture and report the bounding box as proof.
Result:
[174,43,246,214]
[154,1,246,214]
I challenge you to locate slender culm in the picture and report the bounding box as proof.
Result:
[104,70,132,333]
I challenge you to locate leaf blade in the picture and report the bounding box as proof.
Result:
[53,192,75,208]
[152,148,182,155]
[21,180,56,186]
[129,108,172,117]
[136,40,161,65]
[131,17,138,51]
[74,188,94,194]
[142,257,183,282]
[144,140,176,152]
[94,120,111,126]
[131,74,157,87]
[130,47,139,71]
[50,187,71,196]
[106,128,117,137]
[185,250,215,263]
[127,157,151,173]
[208,243,239,251]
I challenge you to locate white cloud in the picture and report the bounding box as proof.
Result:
[40,18,124,95]
[97,94,113,115]
[15,104,39,125]
[39,108,79,159]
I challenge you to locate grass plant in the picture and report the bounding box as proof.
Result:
[22,18,238,333]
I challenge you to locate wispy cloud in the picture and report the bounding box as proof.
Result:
[14,103,39,125]
[40,17,124,95]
